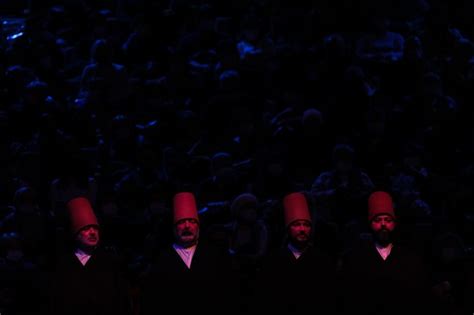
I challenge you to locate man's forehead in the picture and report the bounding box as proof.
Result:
[176,218,199,224]
[79,224,99,231]
[373,214,394,220]
[290,219,311,226]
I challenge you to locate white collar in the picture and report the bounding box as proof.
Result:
[173,243,197,251]
[75,248,92,257]
[173,243,197,269]
[74,248,93,266]
[288,243,305,259]
[375,243,393,260]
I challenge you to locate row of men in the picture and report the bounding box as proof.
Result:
[46,191,471,315]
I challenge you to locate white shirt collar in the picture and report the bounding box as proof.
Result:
[375,243,393,261]
[288,243,305,260]
[75,248,92,266]
[173,243,197,269]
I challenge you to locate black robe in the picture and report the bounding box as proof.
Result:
[340,242,431,315]
[464,264,474,315]
[258,245,337,314]
[47,248,130,315]
[141,243,233,315]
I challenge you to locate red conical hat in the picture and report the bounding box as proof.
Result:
[368,191,395,221]
[173,192,199,224]
[67,197,99,234]
[283,192,311,227]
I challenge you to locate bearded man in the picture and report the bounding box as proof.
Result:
[340,191,431,315]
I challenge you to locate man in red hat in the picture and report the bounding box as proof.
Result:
[48,196,130,315]
[142,192,232,315]
[258,192,336,314]
[340,191,431,315]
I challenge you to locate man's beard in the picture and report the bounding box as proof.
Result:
[178,230,199,247]
[181,230,193,236]
[290,233,310,249]
[374,229,393,247]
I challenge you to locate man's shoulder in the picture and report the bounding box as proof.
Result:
[195,242,230,263]
[342,240,377,262]
[266,246,292,259]
[306,246,333,262]
[155,243,224,263]
[391,244,424,263]
[344,241,423,263]
[153,245,178,264]
[93,247,123,263]
[54,251,77,267]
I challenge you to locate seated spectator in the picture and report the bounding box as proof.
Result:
[50,160,98,223]
[0,232,40,314]
[287,108,328,185]
[311,144,374,225]
[391,145,432,222]
[4,187,50,261]
[79,39,129,115]
[228,193,268,260]
[207,193,269,312]
[430,232,468,315]
[356,16,405,62]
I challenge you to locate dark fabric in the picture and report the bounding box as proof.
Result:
[0,261,41,315]
[464,264,474,315]
[47,249,130,315]
[340,241,431,315]
[258,245,337,314]
[141,243,233,315]
[430,259,470,315]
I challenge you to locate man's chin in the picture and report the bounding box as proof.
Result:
[375,231,392,246]
[179,236,197,245]
[291,238,310,248]
[78,242,98,252]
[180,235,195,240]
[297,236,309,242]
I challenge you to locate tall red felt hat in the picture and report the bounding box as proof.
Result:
[67,197,99,234]
[173,192,199,224]
[283,192,312,227]
[368,191,395,221]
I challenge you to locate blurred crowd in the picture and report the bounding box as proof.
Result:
[1,0,474,314]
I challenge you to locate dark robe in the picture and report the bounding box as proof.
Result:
[258,245,337,314]
[464,263,474,315]
[141,242,233,315]
[48,248,130,315]
[340,241,431,315]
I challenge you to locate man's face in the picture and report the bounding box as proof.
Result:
[76,225,100,249]
[174,218,199,247]
[288,220,312,247]
[239,207,257,223]
[335,158,353,174]
[370,215,396,246]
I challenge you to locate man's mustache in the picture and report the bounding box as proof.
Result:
[181,230,193,236]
